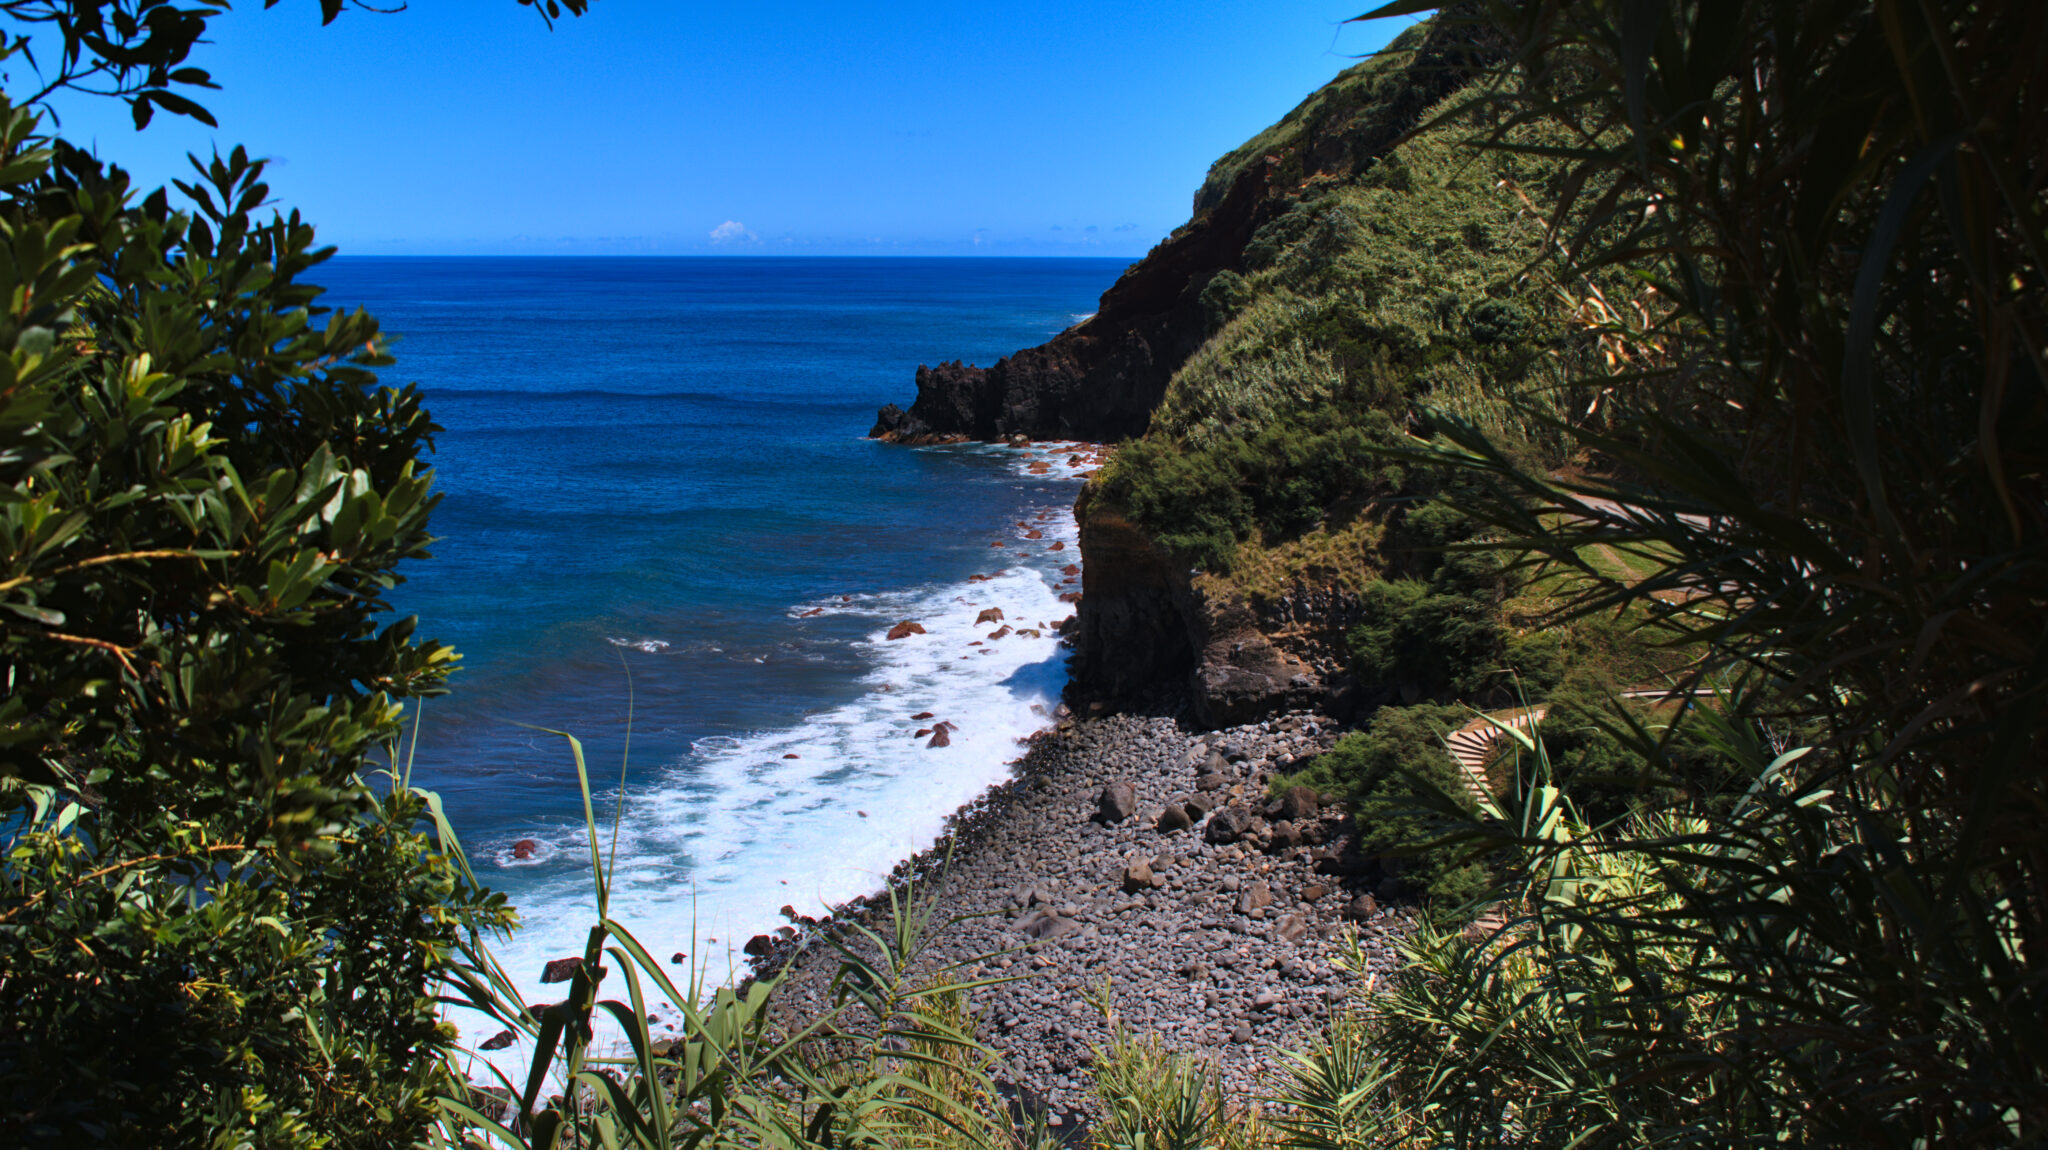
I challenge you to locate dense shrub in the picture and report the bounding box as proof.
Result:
[1290,703,1489,906]
[1462,298,1529,344]
[1343,496,1510,698]
[1199,268,1253,332]
[1095,407,1408,571]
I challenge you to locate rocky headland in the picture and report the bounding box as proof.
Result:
[755,708,1416,1125]
[868,15,1508,730]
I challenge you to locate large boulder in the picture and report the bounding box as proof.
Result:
[1235,880,1273,915]
[1205,806,1252,845]
[1017,908,1081,941]
[1157,804,1194,833]
[1097,782,1138,823]
[1277,785,1321,822]
[1121,859,1157,894]
[885,621,926,640]
[1267,820,1303,852]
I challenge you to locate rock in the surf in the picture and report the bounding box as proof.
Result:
[975,607,1004,625]
[511,838,539,860]
[886,621,926,640]
[928,727,952,748]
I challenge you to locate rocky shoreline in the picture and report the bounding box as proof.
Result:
[750,706,1414,1124]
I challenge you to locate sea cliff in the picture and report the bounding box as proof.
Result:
[871,13,1527,727]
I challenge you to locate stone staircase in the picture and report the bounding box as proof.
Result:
[1445,710,1544,943]
[1443,708,1547,805]
[1443,690,1694,942]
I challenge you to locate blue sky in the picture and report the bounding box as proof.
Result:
[32,2,1418,255]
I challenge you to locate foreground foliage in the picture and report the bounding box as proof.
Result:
[0,3,576,1145]
[1348,0,2048,1143]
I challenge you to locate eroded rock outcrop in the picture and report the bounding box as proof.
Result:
[1067,488,1360,726]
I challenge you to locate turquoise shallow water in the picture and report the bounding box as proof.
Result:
[315,255,1121,1051]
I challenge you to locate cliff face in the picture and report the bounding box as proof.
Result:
[1073,481,1375,725]
[868,160,1265,443]
[870,16,1498,447]
[874,14,1513,727]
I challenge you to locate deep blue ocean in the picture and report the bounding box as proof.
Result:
[315,256,1122,1051]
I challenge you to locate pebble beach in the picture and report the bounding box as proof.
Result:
[758,707,1415,1123]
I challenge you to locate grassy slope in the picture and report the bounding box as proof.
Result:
[1087,47,1692,848]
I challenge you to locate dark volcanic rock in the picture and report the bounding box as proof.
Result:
[1122,859,1157,893]
[1205,806,1252,845]
[1278,785,1321,822]
[1268,821,1303,852]
[1097,782,1138,823]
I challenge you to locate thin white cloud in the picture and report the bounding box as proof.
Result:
[708,220,757,245]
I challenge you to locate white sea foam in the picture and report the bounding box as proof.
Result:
[607,637,673,653]
[453,442,1089,1081]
